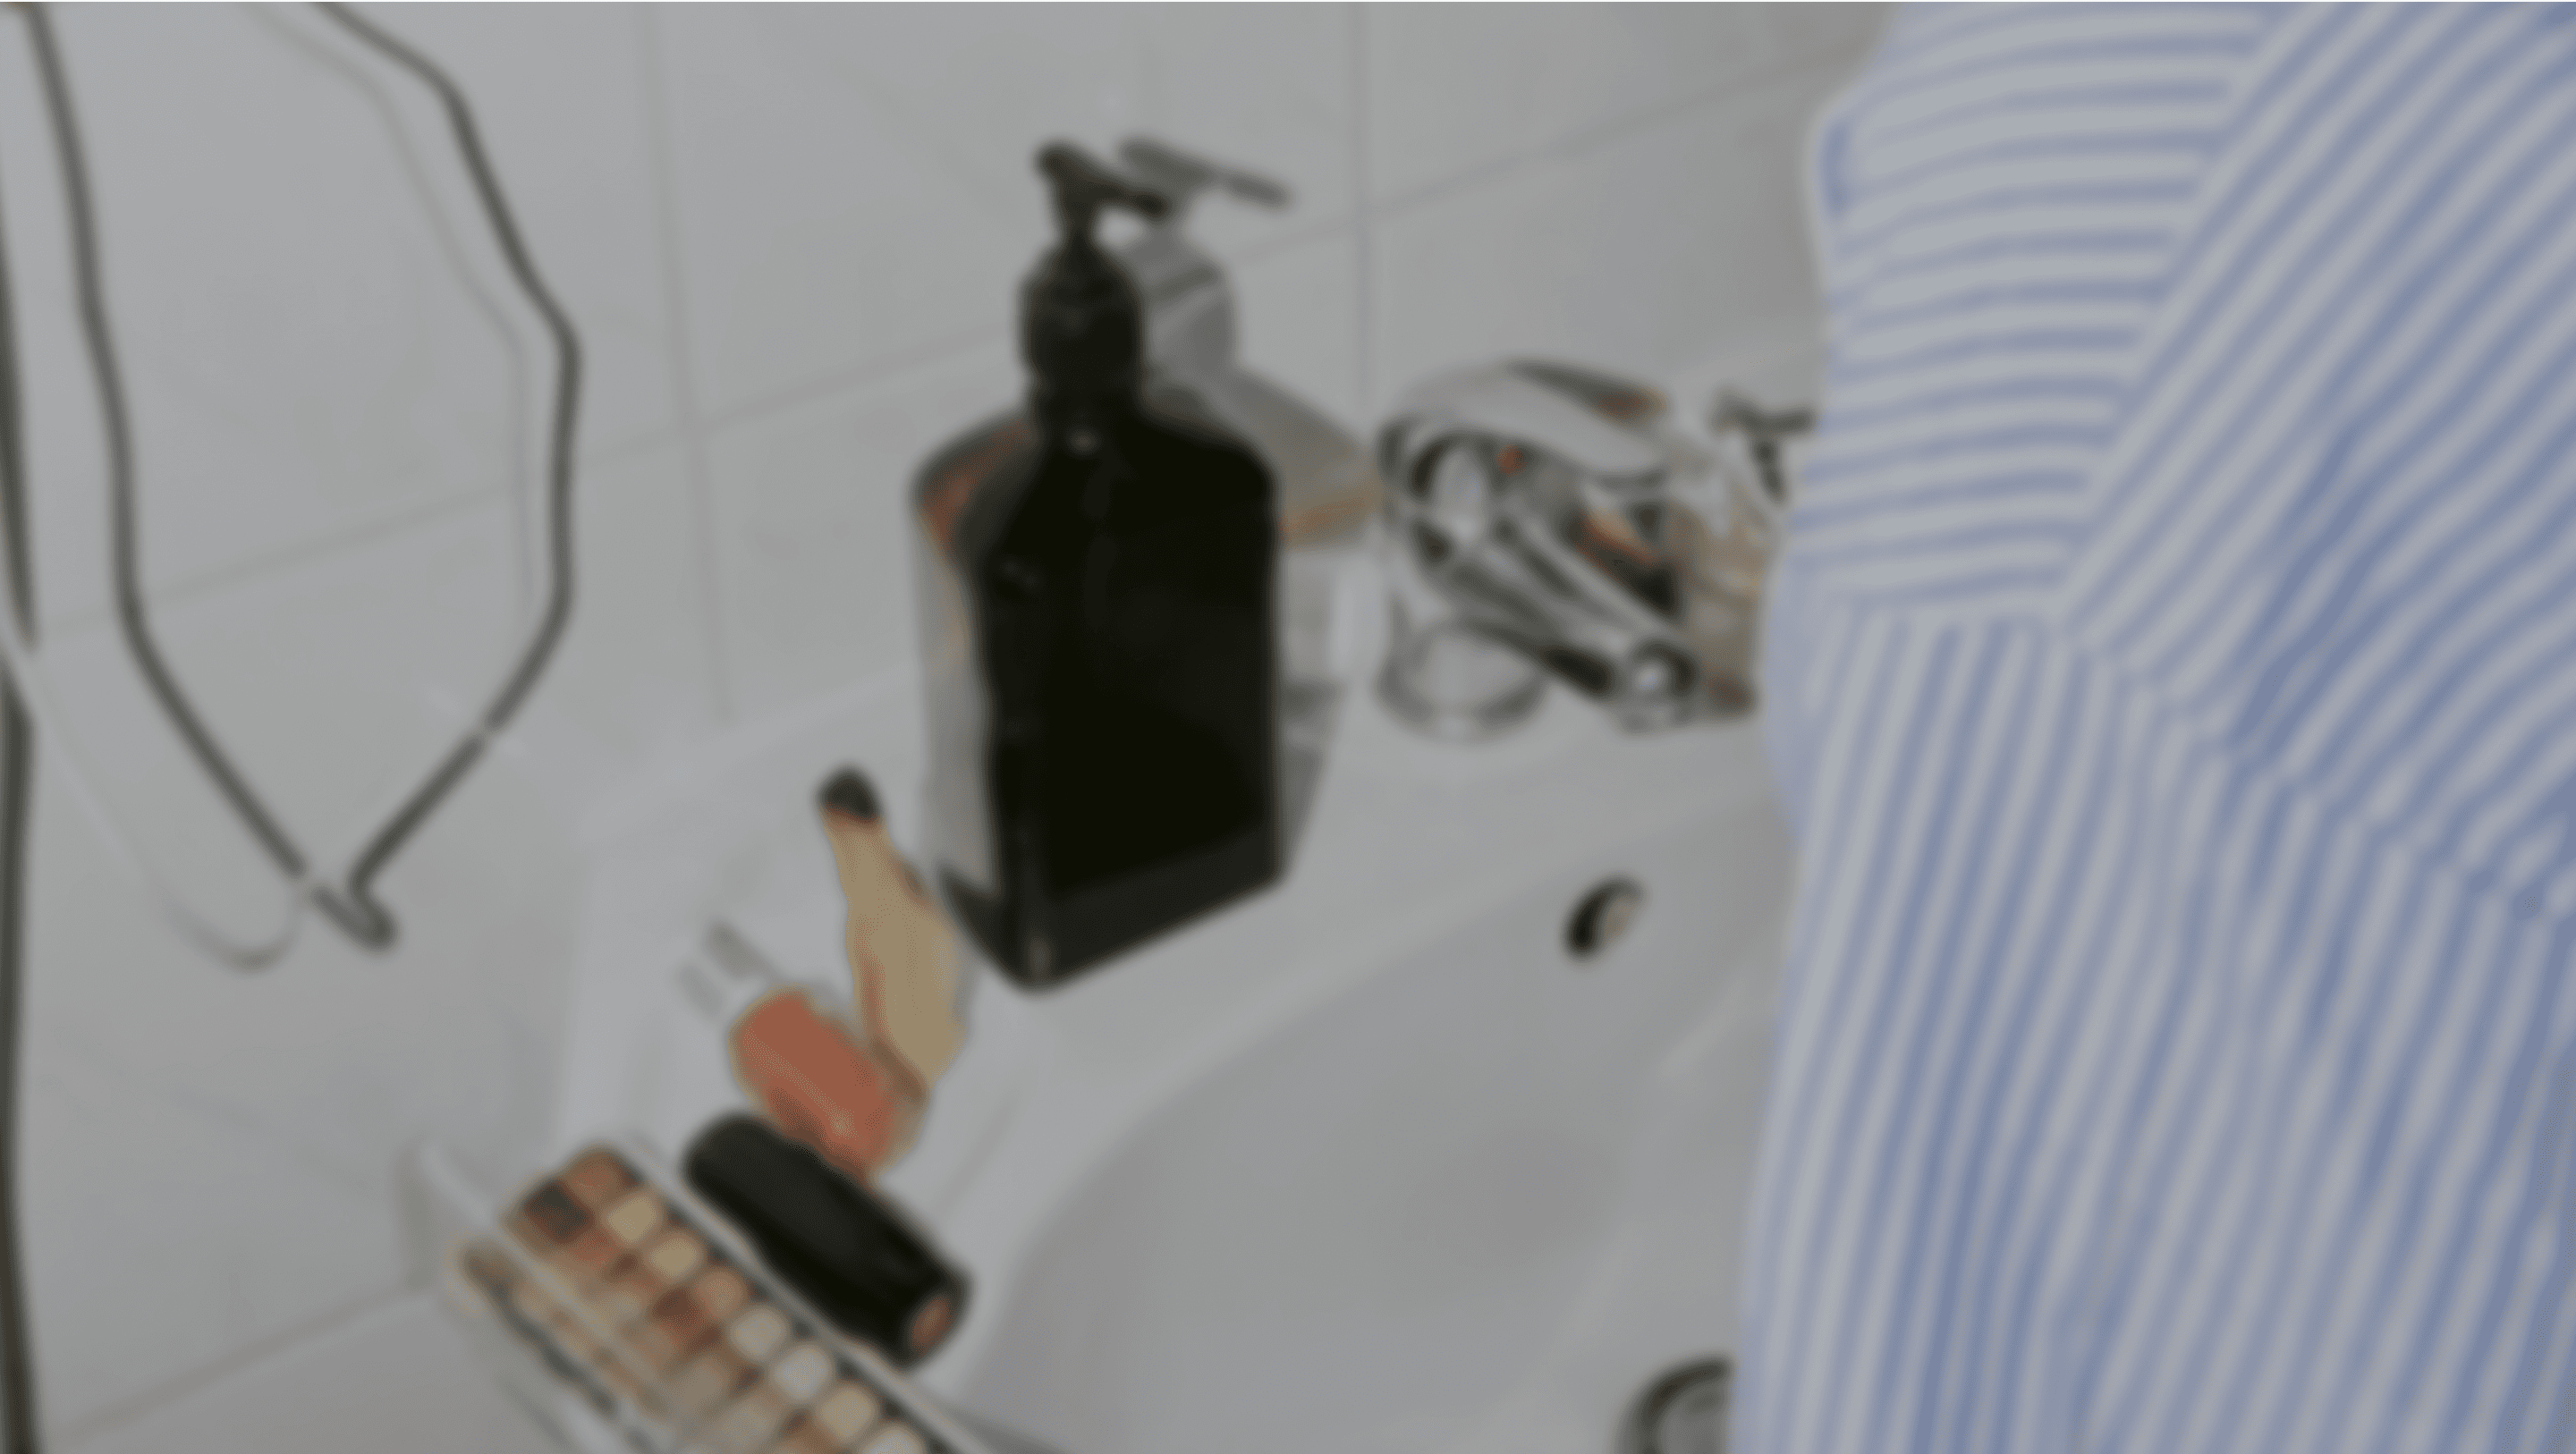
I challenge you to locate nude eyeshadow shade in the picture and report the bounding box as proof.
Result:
[766,1340,835,1408]
[858,1420,928,1454]
[686,1264,754,1324]
[669,1341,758,1423]
[637,1260,739,1374]
[600,1225,709,1326]
[707,1377,799,1454]
[803,1381,882,1446]
[724,1303,793,1367]
[599,1187,669,1251]
[771,1419,848,1454]
[562,1147,637,1209]
[597,1266,663,1326]
[644,1228,712,1287]
[504,1180,625,1286]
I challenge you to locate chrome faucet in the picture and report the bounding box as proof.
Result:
[1377,361,1800,737]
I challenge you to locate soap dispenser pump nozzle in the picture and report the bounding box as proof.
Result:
[1117,136,1292,217]
[1022,143,1167,407]
[1037,141,1167,240]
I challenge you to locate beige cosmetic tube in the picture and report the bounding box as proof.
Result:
[817,770,964,1091]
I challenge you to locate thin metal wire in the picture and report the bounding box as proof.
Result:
[0,60,43,1452]
[0,10,585,1433]
[22,3,582,955]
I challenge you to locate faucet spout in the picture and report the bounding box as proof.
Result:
[1377,361,1792,734]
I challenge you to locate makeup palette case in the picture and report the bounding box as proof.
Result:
[407,1137,1001,1454]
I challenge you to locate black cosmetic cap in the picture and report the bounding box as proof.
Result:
[818,766,881,822]
[684,1115,969,1365]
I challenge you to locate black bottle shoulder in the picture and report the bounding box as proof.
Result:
[1133,376,1271,503]
[995,404,1271,553]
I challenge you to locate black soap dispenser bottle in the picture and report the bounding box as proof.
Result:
[910,142,1281,989]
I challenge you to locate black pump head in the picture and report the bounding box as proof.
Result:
[1022,142,1167,404]
[1037,142,1169,241]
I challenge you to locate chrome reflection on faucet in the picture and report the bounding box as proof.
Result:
[1374,361,1804,737]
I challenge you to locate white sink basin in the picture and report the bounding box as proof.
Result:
[939,784,1787,1454]
[538,631,1792,1454]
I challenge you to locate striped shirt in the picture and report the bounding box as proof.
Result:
[1742,7,2576,1452]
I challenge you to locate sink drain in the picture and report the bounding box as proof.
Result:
[1619,1357,1730,1454]
[1566,877,1646,959]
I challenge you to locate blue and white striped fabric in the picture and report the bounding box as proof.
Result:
[1741,7,2576,1452]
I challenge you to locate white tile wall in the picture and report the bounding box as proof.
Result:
[357,4,685,460]
[1361,4,1778,204]
[0,3,1888,1445]
[699,342,1018,720]
[1232,235,1371,435]
[1369,80,1835,411]
[650,4,1355,423]
[0,7,679,635]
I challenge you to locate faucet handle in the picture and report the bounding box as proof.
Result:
[1118,136,1292,215]
[1707,389,1813,505]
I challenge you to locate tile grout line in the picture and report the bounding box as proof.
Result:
[38,479,540,643]
[687,212,1354,446]
[1349,2,1377,420]
[692,324,1006,442]
[633,2,738,726]
[52,1285,420,1451]
[1230,208,1360,268]
[35,416,685,644]
[1366,50,1862,233]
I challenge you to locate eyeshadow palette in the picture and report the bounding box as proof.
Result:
[428,1140,987,1454]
